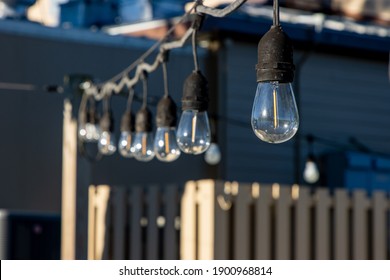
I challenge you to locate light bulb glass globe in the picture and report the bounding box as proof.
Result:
[98,131,117,155]
[251,81,299,144]
[79,123,101,143]
[154,127,181,162]
[133,132,155,162]
[204,143,221,165]
[176,110,211,154]
[118,131,135,158]
[303,160,320,184]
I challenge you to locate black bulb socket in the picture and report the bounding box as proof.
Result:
[256,25,295,83]
[99,111,114,133]
[87,106,99,125]
[135,107,153,133]
[156,95,177,128]
[120,111,135,133]
[181,70,209,112]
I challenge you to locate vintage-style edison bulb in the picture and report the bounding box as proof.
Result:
[154,127,180,162]
[251,81,299,144]
[176,110,211,154]
[118,110,135,158]
[133,107,155,162]
[133,132,154,161]
[303,158,320,184]
[98,111,116,155]
[204,142,221,165]
[154,95,180,162]
[98,131,117,155]
[118,131,134,158]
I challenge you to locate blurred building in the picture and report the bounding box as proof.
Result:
[0,0,389,212]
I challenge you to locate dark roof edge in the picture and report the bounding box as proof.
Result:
[201,7,390,54]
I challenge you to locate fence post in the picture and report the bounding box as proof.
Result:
[61,99,90,260]
[88,186,96,260]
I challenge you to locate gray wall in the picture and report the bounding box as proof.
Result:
[0,20,211,213]
[220,40,390,184]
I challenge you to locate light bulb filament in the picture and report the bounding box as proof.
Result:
[191,114,197,143]
[164,131,170,154]
[126,134,131,150]
[273,87,278,128]
[142,134,147,155]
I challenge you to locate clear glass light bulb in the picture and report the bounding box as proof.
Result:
[204,142,221,165]
[154,127,181,162]
[133,132,155,162]
[303,160,320,184]
[176,110,211,154]
[98,131,117,155]
[118,131,134,158]
[79,123,101,143]
[251,81,299,144]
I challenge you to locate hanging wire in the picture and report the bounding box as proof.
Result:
[97,1,202,87]
[192,29,200,71]
[273,0,280,26]
[162,61,169,97]
[140,71,148,108]
[103,93,111,113]
[126,87,135,111]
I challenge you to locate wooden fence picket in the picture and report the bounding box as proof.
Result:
[233,182,252,260]
[372,191,387,260]
[315,188,332,260]
[111,186,126,260]
[352,191,370,259]
[130,186,143,259]
[180,181,197,260]
[294,185,311,260]
[94,185,111,260]
[146,185,160,260]
[85,181,390,261]
[214,181,231,260]
[334,189,349,260]
[254,184,273,260]
[163,184,180,260]
[197,180,215,260]
[274,184,291,259]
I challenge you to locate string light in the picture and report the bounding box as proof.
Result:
[154,52,181,162]
[78,96,101,143]
[118,88,135,158]
[176,14,211,155]
[98,96,116,156]
[133,72,155,162]
[251,0,299,144]
[51,1,301,162]
[303,135,319,184]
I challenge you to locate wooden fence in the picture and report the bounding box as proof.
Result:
[88,180,390,260]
